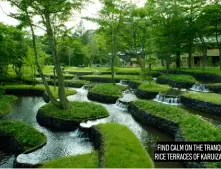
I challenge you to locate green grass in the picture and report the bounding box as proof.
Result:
[138,81,170,92]
[0,120,46,151]
[183,92,221,104]
[2,85,76,98]
[41,151,98,168]
[82,74,141,80]
[208,83,221,86]
[90,83,127,97]
[65,80,90,85]
[133,100,221,142]
[159,74,197,83]
[0,95,17,118]
[96,123,154,168]
[133,100,221,168]
[179,67,221,75]
[40,101,109,122]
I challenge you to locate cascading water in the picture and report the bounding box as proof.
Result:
[190,84,210,92]
[154,93,181,105]
[116,80,128,86]
[1,85,182,168]
[115,89,138,111]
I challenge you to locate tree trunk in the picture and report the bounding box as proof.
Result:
[45,13,70,110]
[202,47,207,71]
[219,47,221,71]
[188,44,192,68]
[27,13,59,107]
[176,51,181,68]
[111,24,115,85]
[161,59,165,67]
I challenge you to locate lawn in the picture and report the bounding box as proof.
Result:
[183,92,221,105]
[0,95,17,118]
[90,83,127,97]
[0,120,46,151]
[96,123,154,168]
[133,100,221,142]
[41,151,98,168]
[138,81,170,92]
[81,74,141,80]
[158,74,197,83]
[39,101,109,122]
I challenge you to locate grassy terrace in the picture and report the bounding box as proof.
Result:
[158,74,197,83]
[81,74,141,80]
[133,100,221,140]
[39,101,109,122]
[133,100,221,168]
[0,120,46,151]
[65,79,90,85]
[138,81,170,92]
[183,92,221,104]
[41,151,98,168]
[2,85,76,98]
[90,83,127,97]
[96,123,154,168]
[0,95,17,118]
[179,67,221,75]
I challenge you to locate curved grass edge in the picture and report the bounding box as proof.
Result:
[0,120,47,154]
[89,83,127,97]
[129,100,221,168]
[90,123,154,168]
[182,92,221,105]
[37,101,109,130]
[0,95,17,118]
[39,151,99,168]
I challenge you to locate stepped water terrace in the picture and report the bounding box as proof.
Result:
[0,86,181,168]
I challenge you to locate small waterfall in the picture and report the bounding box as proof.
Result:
[80,118,107,128]
[115,100,130,111]
[115,89,137,111]
[190,84,209,92]
[82,85,93,90]
[154,93,181,105]
[117,80,128,86]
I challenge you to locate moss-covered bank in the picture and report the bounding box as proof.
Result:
[88,83,127,103]
[90,123,154,168]
[157,74,197,88]
[129,100,221,168]
[0,120,46,153]
[0,95,17,118]
[37,101,109,130]
[40,151,99,168]
[136,82,170,99]
[181,92,221,115]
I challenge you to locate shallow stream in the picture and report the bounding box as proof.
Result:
[0,87,183,168]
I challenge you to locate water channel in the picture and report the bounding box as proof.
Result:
[0,87,186,168]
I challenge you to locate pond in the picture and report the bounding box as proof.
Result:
[0,87,183,168]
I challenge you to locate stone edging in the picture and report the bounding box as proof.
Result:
[87,91,119,104]
[128,80,142,89]
[4,89,44,96]
[181,96,221,115]
[135,89,158,99]
[157,70,221,83]
[128,103,205,168]
[156,77,195,89]
[206,84,221,93]
[36,109,80,130]
[0,129,46,168]
[79,76,120,83]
